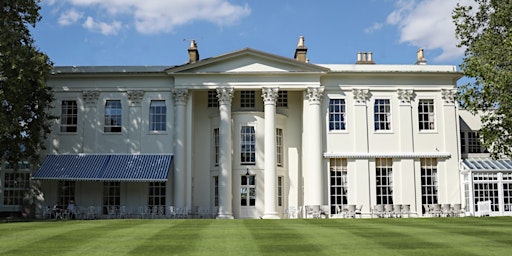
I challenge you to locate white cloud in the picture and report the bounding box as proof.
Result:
[82,17,122,35]
[381,0,474,62]
[58,9,83,26]
[53,0,250,34]
[364,22,384,34]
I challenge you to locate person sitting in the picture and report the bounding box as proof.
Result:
[52,202,63,219]
[66,200,76,219]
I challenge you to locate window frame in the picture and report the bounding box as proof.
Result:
[330,158,348,214]
[374,99,391,132]
[278,176,284,207]
[148,181,166,210]
[418,99,435,131]
[329,98,346,131]
[214,128,220,166]
[104,100,122,133]
[149,100,167,132]
[276,128,283,167]
[207,90,219,108]
[241,174,256,206]
[468,131,483,153]
[240,91,255,109]
[376,158,393,205]
[60,100,78,133]
[213,176,219,207]
[58,180,76,207]
[240,126,256,165]
[277,91,288,108]
[102,181,120,214]
[420,158,438,213]
[3,172,30,206]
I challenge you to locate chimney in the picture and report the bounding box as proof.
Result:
[188,40,199,64]
[294,36,308,62]
[355,51,375,64]
[416,48,427,65]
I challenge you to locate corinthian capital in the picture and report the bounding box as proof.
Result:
[397,89,415,105]
[172,89,189,105]
[262,87,279,105]
[306,87,324,104]
[216,87,234,105]
[352,89,370,105]
[127,90,145,105]
[82,90,100,106]
[441,89,457,105]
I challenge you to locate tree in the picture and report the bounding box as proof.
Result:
[0,0,54,169]
[454,0,512,158]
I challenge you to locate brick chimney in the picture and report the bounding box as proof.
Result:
[356,51,375,64]
[416,49,427,65]
[188,40,199,64]
[294,36,308,62]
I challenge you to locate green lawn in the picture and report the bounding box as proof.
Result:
[1,217,511,255]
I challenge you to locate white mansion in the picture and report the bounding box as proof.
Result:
[2,37,511,218]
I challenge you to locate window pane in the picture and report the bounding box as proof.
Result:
[329,99,346,131]
[60,100,78,132]
[420,158,438,213]
[150,100,166,131]
[374,99,391,131]
[240,91,255,108]
[329,158,348,214]
[241,126,256,165]
[376,158,393,205]
[104,100,122,133]
[277,91,288,107]
[418,99,435,130]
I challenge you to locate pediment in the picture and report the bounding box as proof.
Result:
[166,48,330,74]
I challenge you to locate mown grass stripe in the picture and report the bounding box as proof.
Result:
[244,219,324,255]
[128,219,214,256]
[299,219,403,255]
[64,220,167,256]
[1,217,512,255]
[0,220,112,255]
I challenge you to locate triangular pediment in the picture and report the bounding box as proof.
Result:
[166,48,330,74]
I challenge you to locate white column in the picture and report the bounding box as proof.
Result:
[305,87,324,206]
[217,87,234,219]
[441,89,460,204]
[186,93,194,210]
[172,89,188,208]
[262,87,280,219]
[397,89,415,205]
[352,89,371,209]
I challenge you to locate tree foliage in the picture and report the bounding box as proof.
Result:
[454,0,512,158]
[0,0,54,169]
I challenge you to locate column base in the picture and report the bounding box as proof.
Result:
[262,212,281,219]
[216,214,234,219]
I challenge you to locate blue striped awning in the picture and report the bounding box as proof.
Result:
[461,157,512,172]
[32,154,172,182]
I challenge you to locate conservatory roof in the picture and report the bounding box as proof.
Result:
[461,157,512,172]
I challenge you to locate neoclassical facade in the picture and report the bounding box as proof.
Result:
[5,37,500,219]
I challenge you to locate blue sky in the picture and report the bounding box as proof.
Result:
[32,0,471,68]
